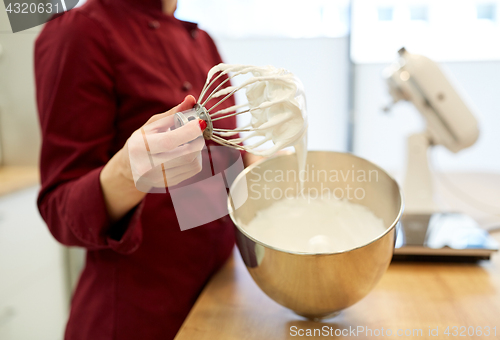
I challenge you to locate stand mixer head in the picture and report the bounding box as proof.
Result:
[174,64,308,156]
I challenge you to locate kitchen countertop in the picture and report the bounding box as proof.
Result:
[175,242,500,340]
[175,173,500,340]
[0,166,39,197]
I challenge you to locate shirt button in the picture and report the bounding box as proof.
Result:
[148,20,160,29]
[191,30,198,39]
[182,81,192,91]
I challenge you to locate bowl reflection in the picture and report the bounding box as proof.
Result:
[228,151,403,320]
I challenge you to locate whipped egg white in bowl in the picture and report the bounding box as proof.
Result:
[227,151,404,320]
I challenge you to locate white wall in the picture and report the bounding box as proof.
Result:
[0,5,41,166]
[352,61,500,174]
[215,37,350,152]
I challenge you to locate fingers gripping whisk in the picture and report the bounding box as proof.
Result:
[173,103,213,141]
[174,64,308,156]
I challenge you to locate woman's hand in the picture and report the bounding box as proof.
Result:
[126,96,205,191]
[100,95,204,221]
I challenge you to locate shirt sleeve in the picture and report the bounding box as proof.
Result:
[35,11,142,254]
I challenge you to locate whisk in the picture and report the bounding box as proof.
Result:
[174,64,307,156]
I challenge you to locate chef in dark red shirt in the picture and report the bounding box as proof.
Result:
[34,0,249,338]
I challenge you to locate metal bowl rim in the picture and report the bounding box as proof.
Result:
[228,150,405,256]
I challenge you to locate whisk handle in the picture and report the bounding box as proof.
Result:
[173,103,213,140]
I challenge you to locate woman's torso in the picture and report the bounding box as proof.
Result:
[40,0,239,338]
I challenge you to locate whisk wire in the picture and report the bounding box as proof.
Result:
[198,70,228,105]
[176,64,306,156]
[200,75,232,108]
[210,103,249,117]
[210,135,247,151]
[206,87,243,114]
[213,128,256,133]
[211,107,252,121]
[199,66,258,106]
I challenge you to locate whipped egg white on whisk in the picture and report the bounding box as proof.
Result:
[207,64,308,191]
[175,64,308,174]
[201,64,307,157]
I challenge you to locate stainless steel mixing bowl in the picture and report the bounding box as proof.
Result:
[228,151,403,320]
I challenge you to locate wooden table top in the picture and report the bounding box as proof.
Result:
[0,166,39,197]
[175,241,500,340]
[175,173,500,340]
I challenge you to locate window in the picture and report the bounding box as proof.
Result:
[351,0,500,63]
[377,7,394,21]
[410,6,428,21]
[476,3,497,21]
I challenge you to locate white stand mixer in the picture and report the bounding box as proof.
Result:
[383,48,497,260]
[384,47,479,214]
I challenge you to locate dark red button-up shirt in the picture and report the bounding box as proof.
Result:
[35,0,237,338]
